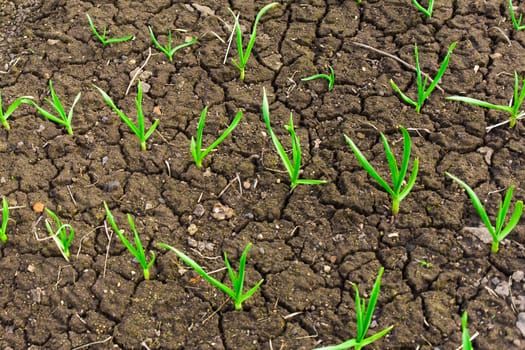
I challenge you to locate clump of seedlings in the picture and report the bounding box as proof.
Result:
[229,2,279,80]
[262,88,327,189]
[345,126,419,217]
[148,27,198,62]
[94,81,159,151]
[29,80,81,135]
[86,14,134,45]
[158,242,263,311]
[0,92,33,130]
[447,71,525,129]
[412,0,434,18]
[390,41,456,113]
[190,106,243,168]
[446,172,523,254]
[301,65,335,92]
[315,267,393,350]
[0,197,9,243]
[104,202,156,280]
[45,208,75,261]
[508,0,525,31]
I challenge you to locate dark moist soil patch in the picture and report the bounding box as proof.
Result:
[2,0,525,349]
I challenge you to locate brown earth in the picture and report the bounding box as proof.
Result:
[1,0,525,349]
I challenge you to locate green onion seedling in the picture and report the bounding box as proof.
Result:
[86,14,133,45]
[462,311,474,350]
[0,197,9,243]
[148,27,198,62]
[29,80,81,135]
[509,0,525,31]
[158,242,263,311]
[412,0,434,18]
[262,88,327,189]
[190,106,243,168]
[315,267,393,350]
[301,66,335,92]
[94,81,159,151]
[446,172,523,254]
[417,259,433,268]
[229,2,279,80]
[390,41,456,113]
[345,126,419,217]
[45,208,75,261]
[447,71,525,128]
[104,202,156,280]
[0,92,33,131]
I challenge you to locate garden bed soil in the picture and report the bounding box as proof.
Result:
[1,0,525,349]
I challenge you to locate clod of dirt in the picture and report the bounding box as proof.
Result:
[211,202,234,220]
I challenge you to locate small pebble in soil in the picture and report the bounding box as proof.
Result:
[494,281,510,297]
[32,202,45,213]
[323,265,331,273]
[517,313,525,337]
[211,202,234,220]
[512,271,524,282]
[188,238,198,248]
[104,180,120,192]
[193,204,205,217]
[187,224,198,235]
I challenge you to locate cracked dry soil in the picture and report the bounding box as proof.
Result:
[2,0,525,349]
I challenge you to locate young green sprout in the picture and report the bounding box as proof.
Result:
[462,311,474,350]
[0,197,9,243]
[345,126,419,217]
[104,202,156,280]
[390,41,456,113]
[190,106,243,168]
[45,208,75,261]
[412,0,434,18]
[229,2,279,80]
[447,71,525,128]
[86,14,133,45]
[158,242,263,311]
[0,92,33,130]
[301,66,335,92]
[29,80,81,135]
[315,267,393,350]
[148,27,198,62]
[508,0,525,31]
[262,88,327,189]
[445,173,523,254]
[94,81,159,151]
